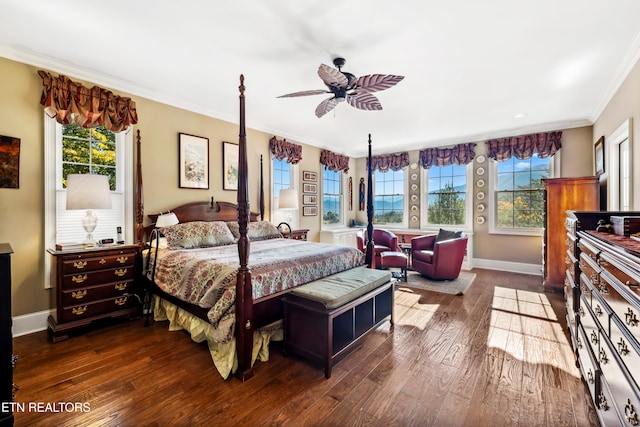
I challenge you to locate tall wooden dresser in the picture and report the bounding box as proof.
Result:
[0,244,14,426]
[566,211,640,426]
[543,177,599,292]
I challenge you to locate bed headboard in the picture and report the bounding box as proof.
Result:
[145,200,260,238]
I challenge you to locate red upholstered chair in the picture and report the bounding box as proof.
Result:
[411,230,468,280]
[356,229,400,267]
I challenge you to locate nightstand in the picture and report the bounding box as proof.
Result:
[47,245,141,342]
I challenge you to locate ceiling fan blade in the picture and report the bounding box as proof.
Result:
[347,92,382,111]
[315,97,339,118]
[318,64,348,88]
[354,74,404,93]
[277,89,329,98]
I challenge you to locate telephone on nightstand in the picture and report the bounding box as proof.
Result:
[117,226,124,244]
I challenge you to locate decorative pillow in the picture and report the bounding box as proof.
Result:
[226,221,283,241]
[435,228,462,243]
[160,221,236,249]
[149,236,169,249]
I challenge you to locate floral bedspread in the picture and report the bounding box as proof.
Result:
[152,238,364,342]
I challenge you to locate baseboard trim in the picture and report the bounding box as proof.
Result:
[12,310,50,337]
[471,258,542,276]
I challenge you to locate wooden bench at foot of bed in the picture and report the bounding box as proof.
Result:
[282,267,394,378]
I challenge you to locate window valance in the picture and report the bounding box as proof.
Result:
[38,70,138,132]
[269,136,302,164]
[419,143,476,169]
[369,152,409,172]
[320,149,350,173]
[485,131,562,162]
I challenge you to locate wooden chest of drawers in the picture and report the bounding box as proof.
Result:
[48,245,141,342]
[567,211,640,426]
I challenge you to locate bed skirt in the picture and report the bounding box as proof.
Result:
[152,296,283,379]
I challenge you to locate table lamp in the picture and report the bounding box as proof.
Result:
[65,174,112,246]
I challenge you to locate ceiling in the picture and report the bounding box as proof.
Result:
[2,1,640,157]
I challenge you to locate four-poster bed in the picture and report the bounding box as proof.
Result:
[134,76,379,380]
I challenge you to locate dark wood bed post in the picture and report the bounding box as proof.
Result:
[259,154,265,221]
[135,129,144,247]
[235,75,255,381]
[365,134,375,268]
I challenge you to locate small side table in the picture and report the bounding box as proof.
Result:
[399,243,412,269]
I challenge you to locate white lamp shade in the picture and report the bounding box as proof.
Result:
[66,174,112,210]
[155,212,179,227]
[278,189,299,210]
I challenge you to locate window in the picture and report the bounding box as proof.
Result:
[373,169,405,224]
[493,154,548,231]
[425,164,468,226]
[271,157,298,227]
[322,169,342,225]
[44,116,133,286]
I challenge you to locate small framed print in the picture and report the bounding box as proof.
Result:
[303,170,317,182]
[303,194,317,205]
[223,141,239,190]
[594,136,605,175]
[303,183,317,194]
[179,133,209,189]
[303,206,318,216]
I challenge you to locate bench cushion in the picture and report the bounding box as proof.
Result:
[290,267,391,310]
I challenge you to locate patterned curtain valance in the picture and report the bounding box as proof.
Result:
[269,136,302,164]
[419,142,476,169]
[320,149,350,173]
[485,131,562,162]
[369,152,409,172]
[38,70,138,132]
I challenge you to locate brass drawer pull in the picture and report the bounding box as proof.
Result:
[114,268,127,277]
[72,274,87,283]
[72,290,87,299]
[99,258,107,264]
[599,348,609,365]
[598,392,609,411]
[114,283,128,291]
[618,337,630,356]
[73,261,87,269]
[115,296,128,306]
[626,308,639,327]
[72,306,87,316]
[625,399,639,426]
[116,256,128,264]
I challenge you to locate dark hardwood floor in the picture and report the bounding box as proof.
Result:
[12,269,599,426]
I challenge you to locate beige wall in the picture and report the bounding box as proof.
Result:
[593,58,640,209]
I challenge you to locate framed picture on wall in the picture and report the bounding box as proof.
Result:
[303,195,317,205]
[594,136,605,176]
[303,206,318,216]
[303,170,317,182]
[179,133,209,189]
[303,183,317,194]
[223,141,239,190]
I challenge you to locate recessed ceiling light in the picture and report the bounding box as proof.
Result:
[513,113,527,119]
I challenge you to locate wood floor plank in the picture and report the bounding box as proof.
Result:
[11,268,599,426]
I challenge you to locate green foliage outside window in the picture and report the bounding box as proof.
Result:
[428,182,465,225]
[62,122,117,190]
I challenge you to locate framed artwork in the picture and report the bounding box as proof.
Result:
[303,206,318,216]
[303,183,317,194]
[303,194,317,205]
[0,135,20,188]
[178,133,209,189]
[594,136,605,176]
[303,170,317,182]
[223,141,239,190]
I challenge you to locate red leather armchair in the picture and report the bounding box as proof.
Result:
[411,232,468,280]
[356,229,400,267]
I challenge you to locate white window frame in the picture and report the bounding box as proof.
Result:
[372,168,408,228]
[270,157,299,228]
[44,116,134,287]
[488,152,559,236]
[607,118,632,211]
[320,168,345,229]
[419,163,473,232]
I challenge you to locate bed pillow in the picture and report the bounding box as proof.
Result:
[435,228,462,243]
[160,221,236,249]
[227,221,283,241]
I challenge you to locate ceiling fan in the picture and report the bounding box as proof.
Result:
[277,57,405,118]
